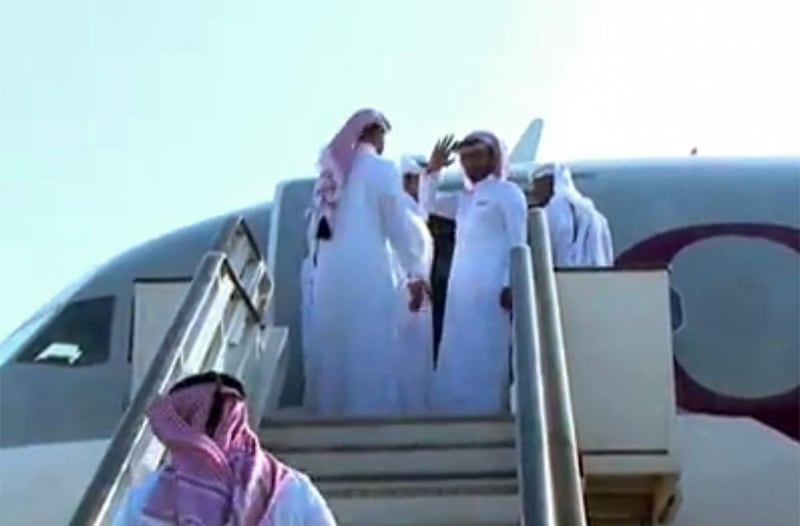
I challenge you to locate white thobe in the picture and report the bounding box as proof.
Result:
[310,145,427,416]
[389,193,434,414]
[112,468,337,526]
[422,175,528,414]
[544,195,614,267]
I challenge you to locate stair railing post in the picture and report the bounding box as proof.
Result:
[510,244,556,526]
[528,208,588,526]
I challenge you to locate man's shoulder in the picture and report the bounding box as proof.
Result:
[591,207,611,231]
[493,178,527,201]
[279,467,320,491]
[277,469,331,510]
[356,151,396,170]
[398,191,418,211]
[354,154,397,181]
[375,155,400,177]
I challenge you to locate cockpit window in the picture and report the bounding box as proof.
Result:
[13,296,115,367]
[0,267,102,368]
[0,307,57,367]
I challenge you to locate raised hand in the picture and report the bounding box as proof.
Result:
[427,134,457,174]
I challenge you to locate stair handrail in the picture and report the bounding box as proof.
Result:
[527,208,587,525]
[68,216,271,526]
[510,243,556,526]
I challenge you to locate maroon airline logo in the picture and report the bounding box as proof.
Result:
[616,223,800,440]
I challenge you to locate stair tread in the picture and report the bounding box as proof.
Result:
[267,439,515,454]
[258,413,675,524]
[260,415,515,453]
[262,411,513,427]
[318,477,518,498]
[327,491,519,526]
[275,446,516,479]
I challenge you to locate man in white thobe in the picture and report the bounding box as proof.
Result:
[390,155,435,414]
[529,162,614,267]
[308,109,429,416]
[421,132,528,414]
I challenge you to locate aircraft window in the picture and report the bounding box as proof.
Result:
[0,307,58,367]
[0,269,101,368]
[670,288,685,332]
[14,296,115,367]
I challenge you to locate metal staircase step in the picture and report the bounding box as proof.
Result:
[326,485,519,526]
[260,414,678,525]
[262,415,520,524]
[260,414,513,451]
[317,476,517,497]
[274,445,516,480]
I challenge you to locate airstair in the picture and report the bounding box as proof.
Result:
[68,210,681,525]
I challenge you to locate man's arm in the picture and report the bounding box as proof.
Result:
[266,472,338,525]
[501,183,530,287]
[499,184,529,311]
[419,134,459,220]
[300,478,339,525]
[111,471,161,526]
[378,164,426,281]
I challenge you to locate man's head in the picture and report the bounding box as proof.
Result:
[358,121,389,155]
[456,131,504,184]
[160,371,246,438]
[324,108,391,168]
[529,167,555,207]
[169,371,244,397]
[314,109,391,241]
[403,172,419,199]
[143,371,279,524]
[399,155,427,201]
[529,163,580,208]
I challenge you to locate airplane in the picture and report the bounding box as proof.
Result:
[0,119,798,525]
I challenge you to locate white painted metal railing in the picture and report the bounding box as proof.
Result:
[511,208,587,526]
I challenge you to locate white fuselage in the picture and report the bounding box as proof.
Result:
[1,156,797,525]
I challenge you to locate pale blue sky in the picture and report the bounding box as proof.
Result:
[1,0,798,339]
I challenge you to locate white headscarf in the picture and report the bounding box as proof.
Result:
[395,154,429,218]
[312,109,391,239]
[534,162,594,208]
[533,163,613,267]
[458,131,510,191]
[398,155,427,176]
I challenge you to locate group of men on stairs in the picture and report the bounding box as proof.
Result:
[301,108,614,418]
[113,108,614,525]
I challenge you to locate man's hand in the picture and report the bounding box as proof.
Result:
[427,135,457,173]
[500,287,513,312]
[408,279,430,312]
